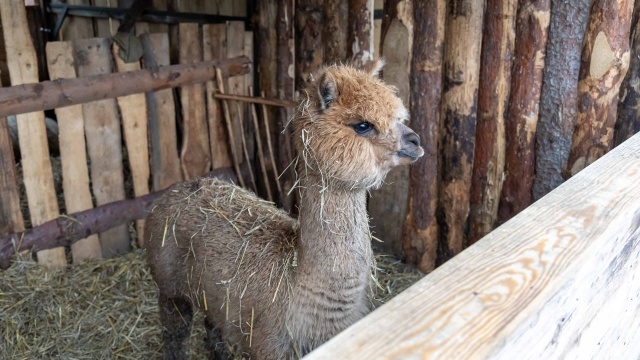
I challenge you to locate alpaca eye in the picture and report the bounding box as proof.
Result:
[351,121,374,135]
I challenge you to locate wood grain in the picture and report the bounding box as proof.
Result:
[179,23,211,180]
[140,33,182,191]
[323,0,348,64]
[347,0,374,67]
[226,21,246,165]
[113,43,150,244]
[295,0,324,88]
[74,37,130,258]
[0,114,23,241]
[615,2,640,147]
[46,41,102,263]
[307,133,640,359]
[1,0,65,268]
[53,0,94,41]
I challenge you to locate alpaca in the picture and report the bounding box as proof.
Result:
[143,59,424,359]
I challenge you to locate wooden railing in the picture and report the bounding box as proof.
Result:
[306,133,640,359]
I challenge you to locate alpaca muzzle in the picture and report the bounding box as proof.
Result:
[397,123,424,162]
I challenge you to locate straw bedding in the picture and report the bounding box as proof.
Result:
[0,249,422,359]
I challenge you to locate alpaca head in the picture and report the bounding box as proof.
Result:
[293,59,424,190]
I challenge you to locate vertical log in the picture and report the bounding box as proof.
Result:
[226,21,246,165]
[566,0,633,176]
[402,0,445,272]
[437,0,485,263]
[276,0,295,212]
[615,3,640,147]
[324,0,348,64]
[534,0,592,199]
[347,0,374,67]
[497,0,551,223]
[1,0,65,268]
[0,85,24,241]
[468,0,517,242]
[295,0,324,88]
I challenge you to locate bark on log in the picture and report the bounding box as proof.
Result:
[614,2,640,147]
[497,0,551,224]
[468,0,517,243]
[0,56,251,118]
[347,0,374,67]
[402,0,445,272]
[0,115,24,238]
[437,0,484,264]
[295,0,324,89]
[566,0,633,177]
[0,167,240,269]
[324,0,348,64]
[533,0,592,199]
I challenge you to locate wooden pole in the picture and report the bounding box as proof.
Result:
[295,0,324,88]
[0,56,251,119]
[566,0,634,177]
[615,3,640,147]
[324,0,348,64]
[437,0,485,263]
[347,0,374,67]
[0,95,24,241]
[402,0,445,272]
[468,0,517,243]
[497,0,551,224]
[533,0,592,199]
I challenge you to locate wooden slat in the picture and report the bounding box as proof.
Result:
[226,21,246,165]
[74,37,130,258]
[112,43,150,244]
[46,41,102,263]
[53,0,94,40]
[306,133,640,359]
[244,31,255,157]
[1,0,65,268]
[178,23,211,180]
[141,33,182,191]
[92,0,118,37]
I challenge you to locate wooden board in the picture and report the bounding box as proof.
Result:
[178,23,211,180]
[53,0,94,41]
[203,24,232,169]
[140,33,182,191]
[92,0,118,37]
[1,0,65,268]
[46,41,102,263]
[307,133,640,359]
[74,37,130,258]
[226,21,246,165]
[244,31,255,157]
[112,43,150,244]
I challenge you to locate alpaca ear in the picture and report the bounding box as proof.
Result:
[364,58,385,78]
[317,72,337,111]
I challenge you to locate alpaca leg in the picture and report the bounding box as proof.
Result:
[158,293,193,360]
[204,316,229,360]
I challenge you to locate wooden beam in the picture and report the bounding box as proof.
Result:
[0,56,251,118]
[306,133,640,359]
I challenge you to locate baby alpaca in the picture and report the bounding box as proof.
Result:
[144,59,424,359]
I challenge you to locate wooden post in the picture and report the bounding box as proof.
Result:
[497,0,551,223]
[534,0,592,199]
[369,0,413,259]
[437,0,485,263]
[468,0,517,242]
[141,33,182,192]
[1,0,65,268]
[295,0,324,88]
[46,41,102,262]
[324,0,348,64]
[615,3,640,147]
[178,23,211,180]
[226,21,247,167]
[347,0,374,67]
[566,0,634,176]
[75,37,130,258]
[402,0,445,272]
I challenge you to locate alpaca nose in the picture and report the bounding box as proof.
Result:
[404,132,420,147]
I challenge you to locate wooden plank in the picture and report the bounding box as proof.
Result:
[244,31,255,158]
[0,115,23,238]
[74,37,130,258]
[92,0,118,37]
[112,43,150,244]
[307,133,640,359]
[226,21,246,165]
[178,23,211,180]
[1,0,65,268]
[52,0,94,40]
[140,33,182,191]
[46,41,102,263]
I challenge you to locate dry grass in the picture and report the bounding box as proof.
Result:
[0,250,422,359]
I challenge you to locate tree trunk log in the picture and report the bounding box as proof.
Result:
[0,115,24,238]
[324,0,348,64]
[295,0,324,89]
[437,0,485,264]
[614,2,640,147]
[0,56,251,118]
[566,0,633,176]
[347,0,374,67]
[497,0,550,224]
[468,0,517,243]
[401,0,445,272]
[533,0,592,199]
